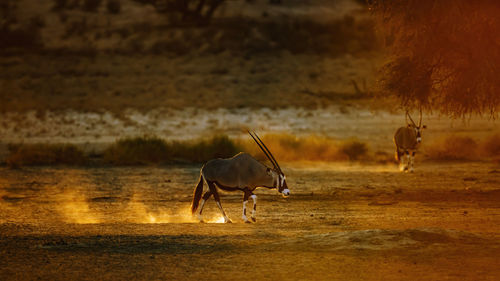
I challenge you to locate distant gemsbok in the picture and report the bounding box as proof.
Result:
[394,110,426,172]
[191,131,290,223]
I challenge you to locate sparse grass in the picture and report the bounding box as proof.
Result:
[105,134,371,165]
[479,134,500,163]
[6,143,87,168]
[481,134,500,156]
[170,135,242,163]
[103,135,242,165]
[103,136,171,165]
[425,135,479,161]
[4,134,373,167]
[339,139,369,161]
[239,133,370,162]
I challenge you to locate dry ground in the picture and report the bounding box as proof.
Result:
[1,163,499,280]
[1,2,499,280]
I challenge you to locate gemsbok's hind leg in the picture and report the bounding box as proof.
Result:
[197,191,212,223]
[397,150,405,172]
[208,181,231,223]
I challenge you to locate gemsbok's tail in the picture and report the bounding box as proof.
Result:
[395,147,401,162]
[191,173,204,214]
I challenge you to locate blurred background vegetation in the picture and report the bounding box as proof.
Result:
[0,0,380,114]
[3,1,499,166]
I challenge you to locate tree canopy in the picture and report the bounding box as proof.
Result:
[370,0,500,117]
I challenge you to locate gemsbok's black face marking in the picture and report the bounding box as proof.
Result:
[280,177,290,197]
[409,124,426,144]
[272,171,289,196]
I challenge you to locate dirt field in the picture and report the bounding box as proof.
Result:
[2,1,499,280]
[1,162,499,280]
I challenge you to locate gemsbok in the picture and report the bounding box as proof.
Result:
[191,131,290,223]
[394,110,426,172]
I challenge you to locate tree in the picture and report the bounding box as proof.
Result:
[370,0,500,117]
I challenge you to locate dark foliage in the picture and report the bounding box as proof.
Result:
[371,0,500,117]
[0,1,43,50]
[132,0,225,25]
[106,0,121,14]
[83,0,102,12]
[103,135,241,165]
[6,143,87,167]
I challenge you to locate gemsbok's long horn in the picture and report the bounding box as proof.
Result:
[406,111,417,127]
[248,131,276,168]
[248,131,282,173]
[251,131,282,173]
[418,108,422,127]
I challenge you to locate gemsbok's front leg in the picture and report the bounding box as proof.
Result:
[409,151,416,173]
[404,151,411,172]
[242,188,252,223]
[400,150,410,173]
[250,194,257,222]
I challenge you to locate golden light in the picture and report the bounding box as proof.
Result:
[213,217,225,223]
[148,214,157,223]
[205,216,225,223]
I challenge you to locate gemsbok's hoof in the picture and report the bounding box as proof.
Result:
[251,217,256,222]
[244,220,252,224]
[225,219,232,223]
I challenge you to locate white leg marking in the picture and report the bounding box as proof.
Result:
[250,194,257,221]
[405,153,411,172]
[410,154,415,172]
[242,200,248,222]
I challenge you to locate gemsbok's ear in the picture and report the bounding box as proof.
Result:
[422,125,427,129]
[266,167,272,174]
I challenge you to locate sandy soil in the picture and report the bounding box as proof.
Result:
[1,162,499,280]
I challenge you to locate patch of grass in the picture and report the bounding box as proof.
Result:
[6,143,87,168]
[103,135,242,165]
[104,134,371,165]
[4,134,373,167]
[171,135,242,163]
[480,134,500,156]
[239,133,370,162]
[339,139,369,161]
[103,136,171,165]
[425,135,479,161]
[480,134,500,163]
